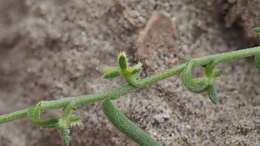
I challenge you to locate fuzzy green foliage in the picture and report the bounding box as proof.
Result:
[0,34,260,145]
[103,52,142,87]
[27,101,81,145]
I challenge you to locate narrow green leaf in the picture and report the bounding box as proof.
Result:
[27,102,60,128]
[102,99,160,146]
[207,85,217,104]
[103,66,120,79]
[34,118,59,128]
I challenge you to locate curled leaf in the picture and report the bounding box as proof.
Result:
[181,61,209,93]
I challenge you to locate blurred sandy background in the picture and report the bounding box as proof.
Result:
[0,0,260,145]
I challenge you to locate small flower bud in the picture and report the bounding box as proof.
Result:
[118,52,128,71]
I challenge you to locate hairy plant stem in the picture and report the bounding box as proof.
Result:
[0,46,260,124]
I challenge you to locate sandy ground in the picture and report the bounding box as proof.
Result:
[0,0,260,146]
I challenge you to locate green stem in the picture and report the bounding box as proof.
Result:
[0,46,260,124]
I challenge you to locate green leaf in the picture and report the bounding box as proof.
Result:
[103,66,120,79]
[34,118,59,128]
[207,85,217,104]
[102,99,161,146]
[27,102,60,128]
[255,53,260,69]
[128,63,142,75]
[118,52,128,71]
